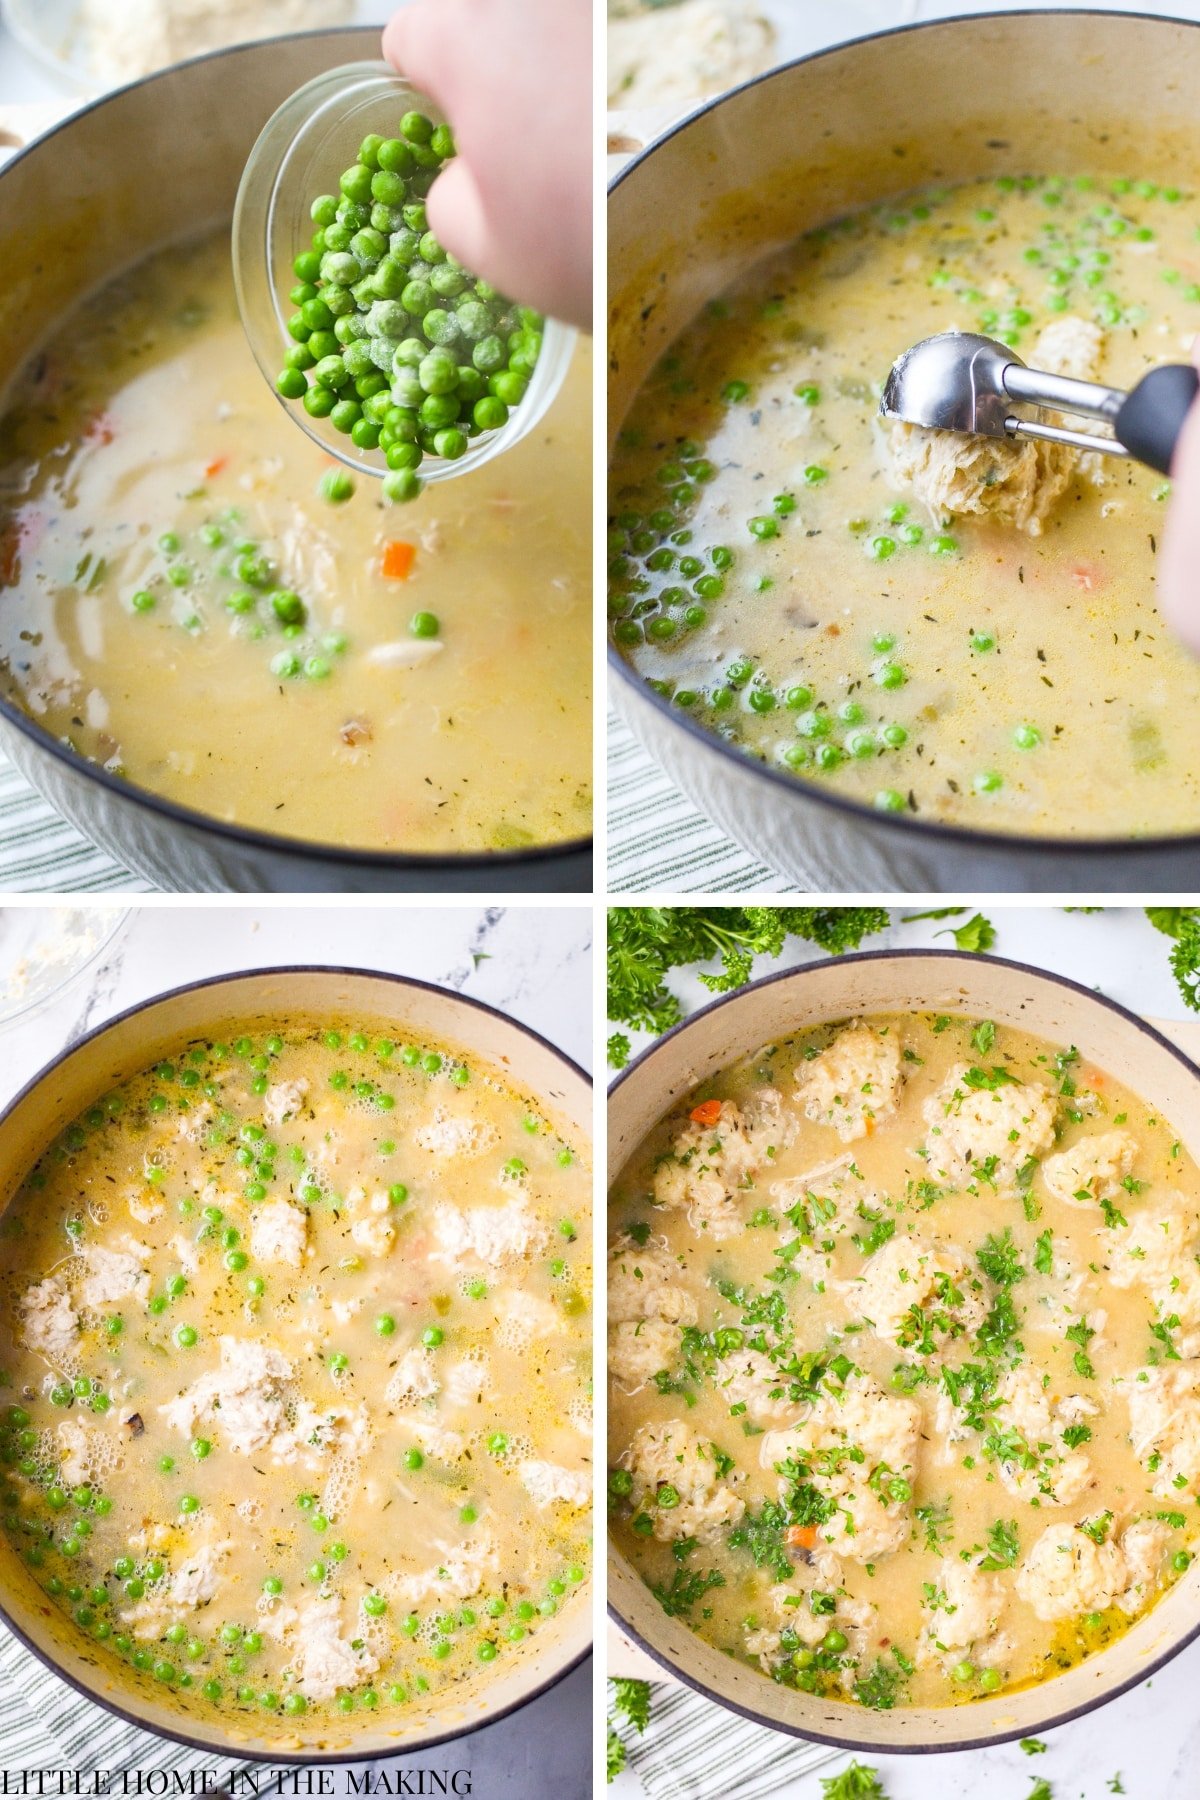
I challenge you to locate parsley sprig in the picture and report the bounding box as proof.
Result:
[606,1678,651,1783]
[607,907,889,1066]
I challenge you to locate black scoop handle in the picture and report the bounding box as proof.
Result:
[1115,362,1199,476]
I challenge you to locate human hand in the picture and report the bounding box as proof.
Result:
[383,0,591,330]
[1159,337,1200,653]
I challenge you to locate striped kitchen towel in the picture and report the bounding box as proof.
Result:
[0,1616,255,1779]
[0,753,150,893]
[614,1683,840,1800]
[607,711,792,895]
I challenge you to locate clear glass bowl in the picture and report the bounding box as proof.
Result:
[233,60,576,482]
[0,0,95,92]
[0,907,129,1031]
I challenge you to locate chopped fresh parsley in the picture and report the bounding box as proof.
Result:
[606,1726,625,1783]
[728,1502,793,1581]
[970,1018,997,1055]
[942,1358,1003,1431]
[983,1423,1035,1473]
[911,1177,945,1209]
[867,1461,912,1506]
[915,1497,953,1550]
[651,1369,696,1403]
[1151,1314,1183,1362]
[1100,1197,1128,1230]
[606,1678,651,1784]
[853,1653,909,1710]
[610,1677,651,1733]
[1020,1739,1048,1755]
[1078,1512,1114,1545]
[977,1288,1023,1363]
[1053,1046,1080,1096]
[1034,1229,1054,1275]
[853,1205,896,1256]
[891,1360,933,1395]
[962,1064,1018,1090]
[977,1227,1025,1286]
[1066,1318,1096,1379]
[979,1518,1020,1570]
[973,1152,1001,1192]
[778,1464,840,1530]
[650,1565,725,1618]
[820,1764,888,1800]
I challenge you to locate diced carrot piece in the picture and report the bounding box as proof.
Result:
[0,523,19,588]
[382,540,417,581]
[786,1524,819,1551]
[85,412,116,446]
[689,1099,723,1127]
[205,455,230,479]
[0,510,44,587]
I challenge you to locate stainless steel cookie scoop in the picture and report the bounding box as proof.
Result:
[880,330,1198,476]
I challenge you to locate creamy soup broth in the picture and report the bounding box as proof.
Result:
[0,233,592,854]
[0,1021,591,1737]
[608,1011,1200,1708]
[609,174,1200,837]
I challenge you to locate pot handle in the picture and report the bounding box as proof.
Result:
[606,105,680,182]
[0,103,68,164]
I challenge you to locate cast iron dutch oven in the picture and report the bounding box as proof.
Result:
[0,966,592,1758]
[608,10,1200,892]
[609,949,1200,1748]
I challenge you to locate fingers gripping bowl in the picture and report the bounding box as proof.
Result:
[608,952,1200,1751]
[607,10,1200,893]
[0,969,592,1760]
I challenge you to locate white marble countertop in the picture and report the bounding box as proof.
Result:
[609,905,1200,1800]
[0,901,593,1796]
[0,902,593,1105]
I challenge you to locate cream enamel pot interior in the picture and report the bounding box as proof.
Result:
[607,950,1200,1751]
[607,9,1200,895]
[0,968,592,1762]
[0,30,590,896]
